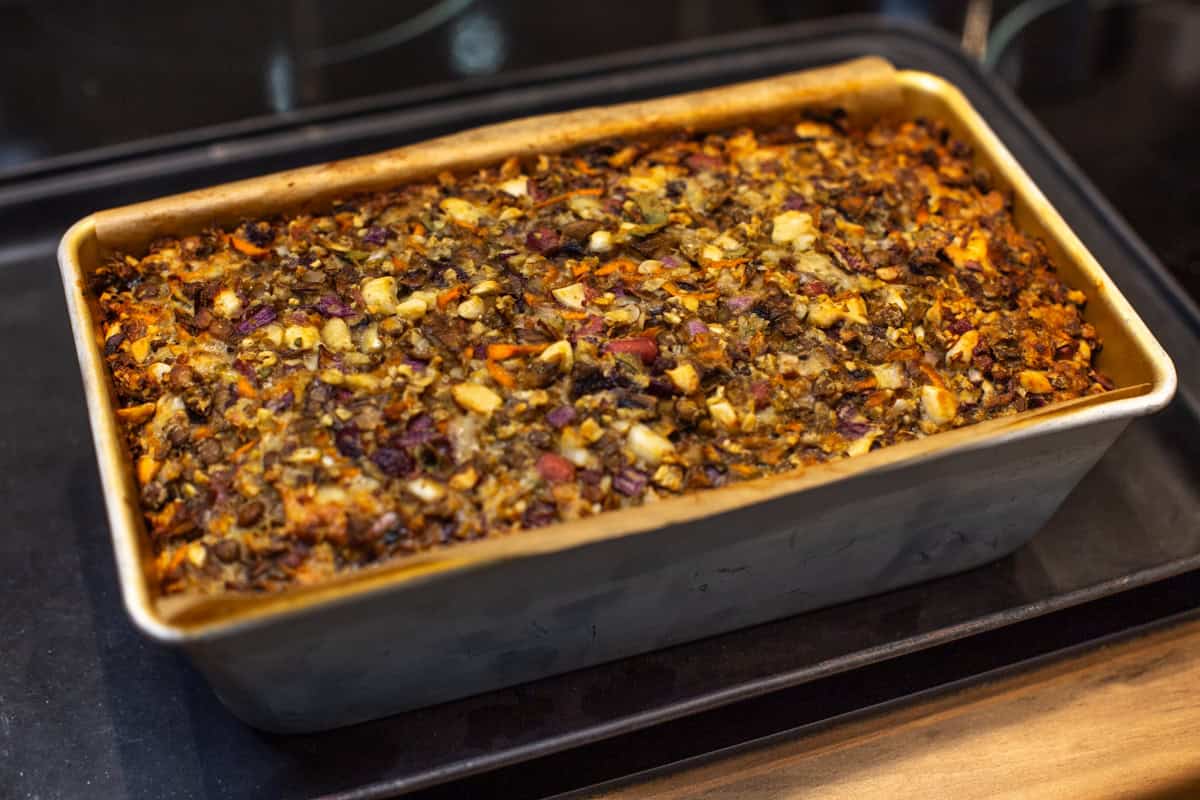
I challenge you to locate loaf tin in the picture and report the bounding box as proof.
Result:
[58,57,1176,732]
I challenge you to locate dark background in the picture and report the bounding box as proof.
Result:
[2,2,1198,799]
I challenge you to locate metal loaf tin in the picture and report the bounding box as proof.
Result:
[58,58,1175,732]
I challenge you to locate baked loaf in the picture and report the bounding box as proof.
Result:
[94,113,1109,595]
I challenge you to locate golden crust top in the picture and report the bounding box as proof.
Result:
[95,113,1109,596]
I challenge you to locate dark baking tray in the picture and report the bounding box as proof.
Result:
[3,16,1199,800]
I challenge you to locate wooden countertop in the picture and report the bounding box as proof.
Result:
[585,613,1200,799]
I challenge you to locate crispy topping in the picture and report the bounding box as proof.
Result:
[94,113,1110,596]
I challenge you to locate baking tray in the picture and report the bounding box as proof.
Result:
[59,53,1173,733]
[4,16,1200,799]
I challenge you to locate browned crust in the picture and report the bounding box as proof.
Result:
[93,57,900,254]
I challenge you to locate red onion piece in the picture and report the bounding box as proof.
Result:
[545,405,577,429]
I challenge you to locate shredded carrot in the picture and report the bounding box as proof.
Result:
[596,258,636,276]
[559,310,588,320]
[486,360,516,388]
[523,292,541,308]
[486,343,546,360]
[850,376,878,393]
[236,375,258,399]
[230,235,270,257]
[391,255,408,270]
[532,186,603,210]
[886,346,923,362]
[573,158,598,175]
[165,546,188,575]
[411,222,426,237]
[232,438,259,461]
[572,262,592,278]
[437,285,464,310]
[918,363,946,388]
[865,390,890,409]
[191,425,213,440]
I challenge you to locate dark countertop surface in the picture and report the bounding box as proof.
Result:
[2,4,1199,799]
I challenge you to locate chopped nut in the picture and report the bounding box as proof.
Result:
[452,382,503,415]
[666,362,700,394]
[260,323,284,348]
[457,295,486,320]
[284,324,320,350]
[588,230,613,253]
[604,306,640,325]
[552,282,587,310]
[129,337,152,364]
[213,288,243,318]
[652,464,684,491]
[500,178,528,198]
[321,317,354,351]
[406,477,446,503]
[361,276,399,315]
[343,373,380,392]
[358,322,383,352]
[449,466,479,491]
[1019,370,1054,394]
[921,385,959,425]
[946,329,979,365]
[871,362,907,390]
[538,340,574,373]
[875,266,901,281]
[806,298,842,328]
[771,210,816,248]
[578,416,603,444]
[395,295,428,321]
[186,541,208,568]
[706,392,739,429]
[471,279,502,296]
[628,423,675,465]
[288,446,322,464]
[440,197,483,227]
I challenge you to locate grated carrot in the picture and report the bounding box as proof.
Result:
[230,235,270,257]
[486,343,546,360]
[532,187,603,210]
[486,360,516,388]
[232,438,259,461]
[437,285,463,310]
[236,375,258,399]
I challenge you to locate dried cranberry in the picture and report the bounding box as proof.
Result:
[536,452,576,483]
[605,337,658,364]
